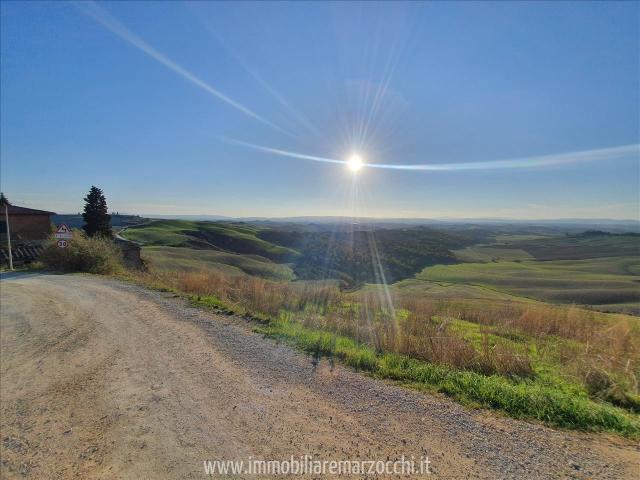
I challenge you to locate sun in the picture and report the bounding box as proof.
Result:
[347,154,364,172]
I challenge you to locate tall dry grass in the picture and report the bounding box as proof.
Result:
[138,267,535,377]
[432,297,640,401]
[134,265,638,398]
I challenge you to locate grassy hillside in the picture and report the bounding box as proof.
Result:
[497,232,640,261]
[453,245,534,262]
[124,220,640,314]
[121,220,298,261]
[142,246,294,281]
[416,256,640,314]
[124,220,478,287]
[454,232,640,263]
[257,226,470,286]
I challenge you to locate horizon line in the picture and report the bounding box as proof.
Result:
[54,212,640,223]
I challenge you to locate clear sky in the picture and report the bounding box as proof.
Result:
[1,1,638,219]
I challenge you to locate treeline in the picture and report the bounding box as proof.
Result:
[259,226,475,287]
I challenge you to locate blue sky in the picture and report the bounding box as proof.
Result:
[1,1,638,219]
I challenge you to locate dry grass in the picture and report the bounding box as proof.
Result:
[137,267,534,377]
[133,264,639,402]
[435,298,640,402]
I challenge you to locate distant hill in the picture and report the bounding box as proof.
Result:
[121,220,298,262]
[52,214,148,230]
[142,214,640,233]
[121,219,480,287]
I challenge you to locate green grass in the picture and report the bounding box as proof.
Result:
[416,256,640,314]
[257,316,640,438]
[453,246,534,262]
[503,233,640,261]
[495,234,556,243]
[142,246,295,281]
[121,220,195,246]
[375,278,529,304]
[121,219,298,260]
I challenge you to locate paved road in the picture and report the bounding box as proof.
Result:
[1,273,638,478]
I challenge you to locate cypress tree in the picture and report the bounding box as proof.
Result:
[82,186,112,237]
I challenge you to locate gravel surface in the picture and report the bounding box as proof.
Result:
[1,272,638,479]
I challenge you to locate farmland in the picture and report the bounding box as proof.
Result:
[122,220,298,261]
[123,219,482,287]
[142,246,295,281]
[459,231,640,261]
[123,221,640,314]
[417,256,640,314]
[115,219,640,436]
[431,232,640,314]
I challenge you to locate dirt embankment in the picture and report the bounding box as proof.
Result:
[1,273,638,479]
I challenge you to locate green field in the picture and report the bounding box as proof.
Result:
[142,246,295,281]
[122,220,298,261]
[495,234,555,243]
[453,245,534,262]
[390,277,531,303]
[455,232,640,263]
[495,232,640,261]
[416,256,640,314]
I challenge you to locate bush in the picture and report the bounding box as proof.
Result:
[39,231,123,274]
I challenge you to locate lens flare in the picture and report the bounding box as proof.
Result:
[348,154,364,172]
[222,138,639,173]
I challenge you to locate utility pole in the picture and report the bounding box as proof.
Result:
[4,202,13,270]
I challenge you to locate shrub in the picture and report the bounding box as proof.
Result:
[39,231,123,274]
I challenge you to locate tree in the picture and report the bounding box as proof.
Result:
[82,186,112,238]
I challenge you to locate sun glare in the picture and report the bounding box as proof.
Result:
[348,154,364,172]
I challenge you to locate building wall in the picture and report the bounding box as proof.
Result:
[114,237,144,269]
[0,214,53,241]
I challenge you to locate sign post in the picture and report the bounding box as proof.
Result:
[54,224,72,271]
[55,224,73,247]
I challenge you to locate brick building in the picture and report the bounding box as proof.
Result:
[1,205,56,242]
[1,204,56,266]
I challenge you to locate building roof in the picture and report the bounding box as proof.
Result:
[4,205,56,216]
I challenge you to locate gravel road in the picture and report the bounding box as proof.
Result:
[1,273,638,478]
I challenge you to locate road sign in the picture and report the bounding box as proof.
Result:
[57,239,68,249]
[55,224,73,240]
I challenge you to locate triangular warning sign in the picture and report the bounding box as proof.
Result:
[56,224,71,234]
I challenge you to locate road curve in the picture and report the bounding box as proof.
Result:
[1,273,638,479]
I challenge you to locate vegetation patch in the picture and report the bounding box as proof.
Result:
[453,246,533,263]
[417,257,640,314]
[40,232,123,274]
[122,220,298,261]
[125,263,640,438]
[142,246,295,281]
[499,231,640,261]
[257,318,640,438]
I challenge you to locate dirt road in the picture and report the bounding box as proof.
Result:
[1,273,638,478]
